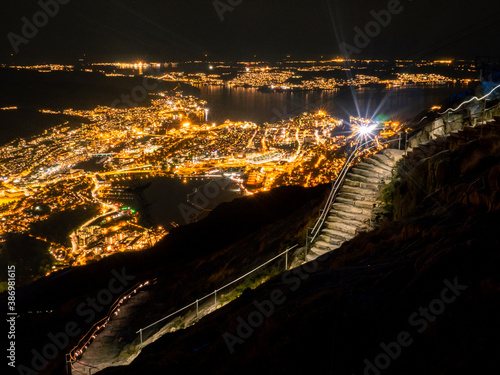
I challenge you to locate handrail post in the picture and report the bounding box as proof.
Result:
[305,227,310,256]
[285,248,288,271]
[139,328,143,349]
[214,290,217,308]
[482,100,486,124]
[66,354,72,374]
[196,299,199,322]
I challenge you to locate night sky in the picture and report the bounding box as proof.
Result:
[1,0,499,63]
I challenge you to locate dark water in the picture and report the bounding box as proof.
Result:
[198,83,476,125]
[115,177,243,229]
[74,159,107,172]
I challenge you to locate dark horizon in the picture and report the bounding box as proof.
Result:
[1,0,499,65]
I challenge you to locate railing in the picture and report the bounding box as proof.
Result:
[306,136,400,249]
[65,245,297,373]
[135,244,298,349]
[68,356,98,375]
[66,280,153,374]
[407,98,500,146]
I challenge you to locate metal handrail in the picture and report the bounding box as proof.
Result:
[407,101,500,145]
[68,279,151,362]
[307,137,399,247]
[135,244,298,343]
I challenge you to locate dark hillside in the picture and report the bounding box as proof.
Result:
[100,131,500,375]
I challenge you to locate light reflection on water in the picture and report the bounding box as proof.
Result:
[198,83,476,125]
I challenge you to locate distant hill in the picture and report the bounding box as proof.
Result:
[0,108,91,145]
[0,68,198,110]
[0,68,198,144]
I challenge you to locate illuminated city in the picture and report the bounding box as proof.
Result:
[0,77,406,269]
[2,1,499,373]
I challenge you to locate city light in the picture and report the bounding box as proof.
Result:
[0,63,412,270]
[349,117,380,141]
[359,124,377,136]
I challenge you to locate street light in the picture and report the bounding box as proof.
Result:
[350,117,379,142]
[358,124,377,136]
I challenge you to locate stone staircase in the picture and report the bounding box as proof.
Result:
[306,148,405,262]
[306,120,500,262]
[404,119,500,162]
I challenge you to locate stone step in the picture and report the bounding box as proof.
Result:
[347,173,382,184]
[353,200,376,209]
[331,202,364,214]
[352,167,384,179]
[314,240,341,251]
[306,249,331,262]
[318,234,343,246]
[335,196,377,209]
[341,185,378,196]
[372,153,393,167]
[305,253,316,262]
[364,158,393,171]
[326,216,365,228]
[331,217,360,231]
[356,162,390,175]
[382,148,405,162]
[331,202,371,215]
[355,223,372,233]
[344,179,381,191]
[325,220,358,234]
[328,210,371,223]
[337,192,377,202]
[321,228,353,241]
[335,196,356,205]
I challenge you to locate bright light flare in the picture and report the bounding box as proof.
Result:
[349,116,379,141]
[358,124,377,135]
